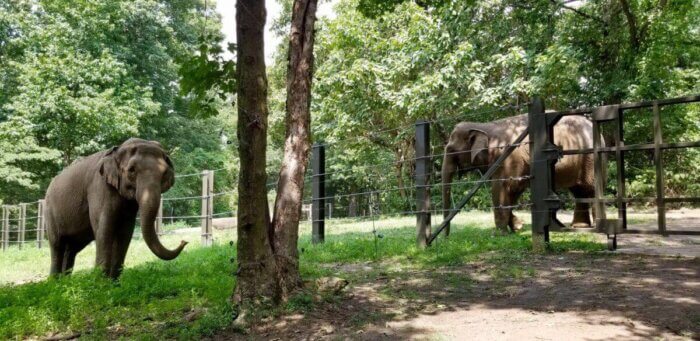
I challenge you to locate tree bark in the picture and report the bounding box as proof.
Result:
[271,0,318,300]
[233,0,279,304]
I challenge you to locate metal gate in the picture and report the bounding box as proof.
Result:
[530,95,700,250]
[430,94,700,250]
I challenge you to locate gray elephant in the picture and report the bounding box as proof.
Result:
[45,138,187,279]
[442,114,599,233]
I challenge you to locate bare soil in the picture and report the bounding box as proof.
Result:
[211,254,699,340]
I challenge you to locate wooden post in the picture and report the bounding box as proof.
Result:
[312,144,326,244]
[155,198,164,236]
[653,102,666,235]
[19,204,26,249]
[415,120,431,248]
[201,170,213,246]
[614,108,627,231]
[37,200,45,248]
[207,170,214,245]
[2,206,8,251]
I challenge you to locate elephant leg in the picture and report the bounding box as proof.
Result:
[62,247,77,274]
[95,225,115,276]
[62,240,90,274]
[109,225,135,279]
[49,240,66,277]
[491,184,512,234]
[508,188,526,232]
[570,185,594,228]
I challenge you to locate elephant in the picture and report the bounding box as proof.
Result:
[441,114,599,233]
[45,138,187,279]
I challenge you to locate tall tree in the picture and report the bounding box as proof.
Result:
[234,0,280,303]
[234,0,319,307]
[271,0,318,298]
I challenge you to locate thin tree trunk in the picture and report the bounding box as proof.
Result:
[271,0,318,300]
[233,0,279,304]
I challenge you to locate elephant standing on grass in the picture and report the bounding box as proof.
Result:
[442,114,599,233]
[45,138,187,279]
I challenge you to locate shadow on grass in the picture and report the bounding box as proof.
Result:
[6,221,694,340]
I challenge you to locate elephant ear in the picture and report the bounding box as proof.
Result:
[162,155,175,191]
[100,146,120,189]
[469,130,489,166]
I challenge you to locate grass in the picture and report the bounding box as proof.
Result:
[0,211,622,339]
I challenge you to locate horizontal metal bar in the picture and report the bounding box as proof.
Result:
[571,197,656,204]
[621,229,700,236]
[665,197,700,203]
[549,94,700,118]
[618,94,700,110]
[562,141,700,155]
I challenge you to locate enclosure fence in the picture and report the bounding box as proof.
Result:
[1,168,236,251]
[2,94,699,253]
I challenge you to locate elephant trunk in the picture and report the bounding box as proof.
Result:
[138,185,187,260]
[442,155,456,235]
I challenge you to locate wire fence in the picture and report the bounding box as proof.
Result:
[4,94,698,252]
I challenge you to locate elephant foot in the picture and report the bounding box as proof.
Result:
[571,222,592,228]
[510,217,524,232]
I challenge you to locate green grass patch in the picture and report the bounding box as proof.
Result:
[0,214,605,339]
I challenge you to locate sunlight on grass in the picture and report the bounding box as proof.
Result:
[0,210,639,339]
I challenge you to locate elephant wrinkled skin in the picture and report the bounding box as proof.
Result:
[442,114,601,233]
[45,138,187,279]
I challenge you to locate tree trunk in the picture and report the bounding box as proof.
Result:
[396,147,406,199]
[271,0,318,300]
[233,0,279,304]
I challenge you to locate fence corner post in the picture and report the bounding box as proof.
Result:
[312,143,326,244]
[2,205,8,251]
[529,96,562,252]
[37,200,45,248]
[415,120,431,248]
[201,170,213,246]
[19,204,26,249]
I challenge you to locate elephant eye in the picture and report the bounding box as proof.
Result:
[128,166,136,174]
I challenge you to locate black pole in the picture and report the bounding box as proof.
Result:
[312,143,326,244]
[528,97,563,252]
[415,121,431,248]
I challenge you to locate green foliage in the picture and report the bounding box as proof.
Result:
[280,0,700,212]
[178,41,236,119]
[0,0,237,205]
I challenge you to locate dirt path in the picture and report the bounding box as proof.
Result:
[216,254,699,340]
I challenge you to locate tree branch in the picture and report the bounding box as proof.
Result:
[618,0,640,51]
[549,0,606,25]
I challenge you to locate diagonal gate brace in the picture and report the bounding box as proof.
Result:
[427,128,531,246]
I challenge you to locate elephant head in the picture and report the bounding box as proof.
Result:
[99,138,187,260]
[441,124,491,214]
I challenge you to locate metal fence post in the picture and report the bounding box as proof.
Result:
[312,144,326,244]
[652,102,666,235]
[415,120,431,248]
[207,171,214,244]
[37,200,45,248]
[19,204,26,249]
[201,170,213,246]
[2,206,8,251]
[528,97,563,252]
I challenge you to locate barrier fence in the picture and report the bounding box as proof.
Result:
[2,94,699,253]
[1,168,236,251]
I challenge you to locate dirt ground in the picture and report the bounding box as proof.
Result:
[212,209,700,341]
[214,254,699,341]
